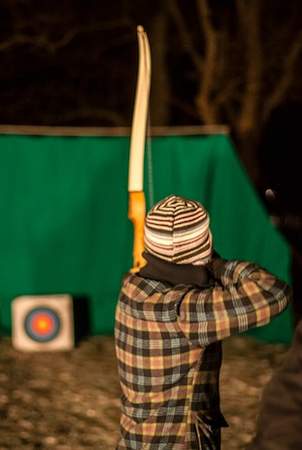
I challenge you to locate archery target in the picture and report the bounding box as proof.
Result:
[12,294,74,351]
[24,307,61,342]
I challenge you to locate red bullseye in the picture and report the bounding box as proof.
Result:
[31,314,55,335]
[24,307,61,343]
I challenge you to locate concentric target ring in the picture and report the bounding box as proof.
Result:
[24,307,61,343]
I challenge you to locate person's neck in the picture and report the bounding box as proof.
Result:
[138,251,211,287]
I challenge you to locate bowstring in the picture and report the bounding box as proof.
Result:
[146,112,154,209]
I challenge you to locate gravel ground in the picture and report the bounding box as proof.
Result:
[0,335,287,450]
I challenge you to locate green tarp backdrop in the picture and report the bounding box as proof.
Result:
[0,132,293,343]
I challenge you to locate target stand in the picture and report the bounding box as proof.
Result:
[12,294,74,352]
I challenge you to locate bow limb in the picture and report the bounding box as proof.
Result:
[128,26,151,272]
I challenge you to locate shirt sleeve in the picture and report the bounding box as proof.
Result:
[177,258,291,347]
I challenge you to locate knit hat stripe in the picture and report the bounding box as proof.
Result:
[144,243,212,265]
[173,233,212,255]
[173,219,209,235]
[174,243,211,260]
[145,221,209,243]
[148,212,205,225]
[147,206,206,221]
[174,230,211,247]
[144,233,212,265]
[145,228,209,248]
[144,195,212,265]
[174,236,212,257]
[146,212,208,232]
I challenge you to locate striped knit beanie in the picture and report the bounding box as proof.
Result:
[144,195,212,265]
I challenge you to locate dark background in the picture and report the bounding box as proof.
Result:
[1,0,302,318]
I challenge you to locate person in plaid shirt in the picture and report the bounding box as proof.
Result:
[115,195,291,449]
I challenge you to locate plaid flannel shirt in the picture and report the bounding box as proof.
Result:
[115,259,291,449]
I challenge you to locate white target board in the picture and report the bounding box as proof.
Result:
[12,294,74,351]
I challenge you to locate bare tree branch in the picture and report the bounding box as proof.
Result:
[215,78,241,108]
[169,96,200,120]
[195,0,219,124]
[263,30,302,121]
[235,0,262,136]
[0,19,131,53]
[167,0,203,71]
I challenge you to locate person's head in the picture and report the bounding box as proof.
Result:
[144,194,212,265]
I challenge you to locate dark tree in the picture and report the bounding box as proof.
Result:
[1,0,302,190]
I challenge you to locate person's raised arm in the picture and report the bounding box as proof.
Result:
[177,255,291,347]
